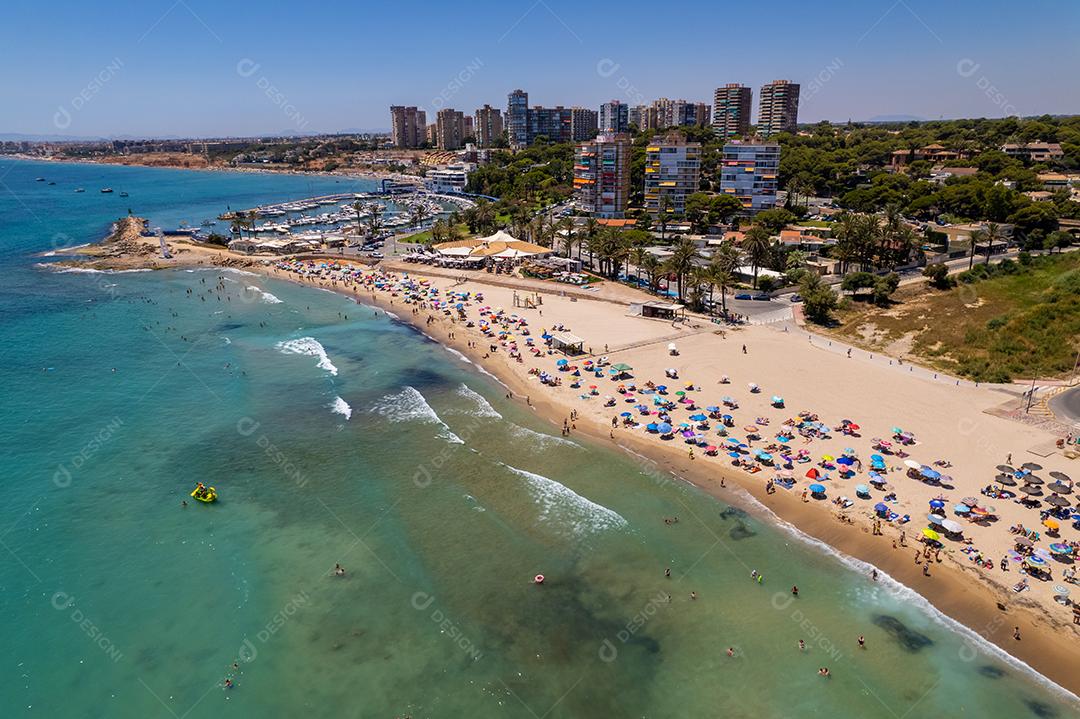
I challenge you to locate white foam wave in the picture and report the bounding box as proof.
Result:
[37,264,151,274]
[221,267,258,277]
[247,285,283,304]
[501,463,626,534]
[453,384,502,418]
[330,396,352,420]
[372,386,463,444]
[510,424,579,448]
[275,337,338,375]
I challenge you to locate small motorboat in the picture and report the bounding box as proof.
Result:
[191,483,217,503]
[35,177,45,182]
[74,188,85,193]
[100,188,113,193]
[119,191,129,197]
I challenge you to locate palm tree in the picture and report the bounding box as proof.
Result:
[742,225,772,289]
[981,222,1004,266]
[352,201,366,240]
[410,203,429,231]
[688,265,714,312]
[230,217,246,242]
[708,259,735,315]
[832,212,860,275]
[365,202,383,241]
[582,217,599,265]
[663,237,700,303]
[557,217,575,257]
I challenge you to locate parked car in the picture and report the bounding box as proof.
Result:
[752,294,771,301]
[789,294,803,303]
[371,251,384,259]
[734,293,752,300]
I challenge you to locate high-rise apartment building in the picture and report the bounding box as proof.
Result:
[436,108,466,150]
[570,107,599,141]
[643,132,702,215]
[599,100,629,133]
[528,106,572,144]
[720,141,780,215]
[389,106,428,148]
[507,89,529,149]
[712,84,752,138]
[640,99,710,131]
[757,80,800,137]
[628,105,645,129]
[474,105,504,148]
[573,133,631,218]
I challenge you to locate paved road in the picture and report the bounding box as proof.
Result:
[1049,386,1080,426]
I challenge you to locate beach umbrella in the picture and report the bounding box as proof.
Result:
[928,513,945,525]
[646,423,659,432]
[1046,494,1071,507]
[1053,585,1070,599]
[809,483,826,494]
[921,468,941,481]
[657,385,667,392]
[953,504,970,514]
[1047,481,1072,494]
[612,363,633,372]
[1014,536,1034,547]
[657,422,672,435]
[1024,475,1044,485]
[728,451,741,458]
[875,503,889,513]
[929,499,945,509]
[1024,555,1047,567]
[869,472,887,485]
[706,445,718,452]
[1049,543,1074,555]
[892,427,903,435]
[706,405,720,412]
[996,464,1015,473]
[837,456,855,466]
[1020,484,1042,495]
[690,414,707,422]
[759,452,773,462]
[904,459,921,470]
[922,528,940,541]
[620,411,632,418]
[1022,462,1042,471]
[960,496,979,506]
[941,519,963,534]
[805,468,820,479]
[995,473,1017,486]
[870,454,884,462]
[675,391,686,397]
[681,430,696,439]
[1049,471,1072,483]
[1043,518,1060,530]
[855,484,869,495]
[842,447,856,456]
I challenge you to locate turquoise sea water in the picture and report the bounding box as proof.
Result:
[1,158,1077,718]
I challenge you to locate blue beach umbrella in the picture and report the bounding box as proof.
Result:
[954,504,971,514]
[929,499,945,509]
[556,359,568,366]
[870,454,884,462]
[837,456,855,466]
[646,423,659,432]
[728,451,741,458]
[809,483,826,494]
[706,406,721,412]
[657,423,672,434]
[875,503,889,513]
[690,414,707,422]
[620,411,632,417]
[855,484,870,495]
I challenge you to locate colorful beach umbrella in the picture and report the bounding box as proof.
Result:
[657,423,672,434]
[922,528,940,541]
[809,483,826,494]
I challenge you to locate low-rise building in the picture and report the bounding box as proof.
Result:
[424,163,473,194]
[1001,142,1064,163]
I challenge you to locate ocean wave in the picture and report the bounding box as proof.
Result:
[330,396,352,420]
[36,263,151,274]
[371,386,463,444]
[453,384,502,418]
[247,285,283,304]
[276,337,338,375]
[509,424,579,448]
[501,463,626,534]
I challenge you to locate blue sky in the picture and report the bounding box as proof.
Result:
[1,0,1077,138]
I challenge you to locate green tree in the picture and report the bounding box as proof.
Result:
[663,237,700,303]
[741,225,772,289]
[800,274,839,324]
[923,262,951,289]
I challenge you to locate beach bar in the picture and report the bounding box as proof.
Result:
[548,330,585,356]
[632,300,686,321]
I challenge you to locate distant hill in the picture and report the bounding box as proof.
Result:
[864,115,927,123]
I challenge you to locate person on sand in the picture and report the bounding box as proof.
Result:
[922,562,930,576]
[858,635,865,649]
[1013,626,1021,641]
[798,640,806,651]
[871,569,878,581]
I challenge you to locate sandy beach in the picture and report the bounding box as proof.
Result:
[49,233,1080,695]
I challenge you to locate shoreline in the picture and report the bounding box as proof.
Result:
[5,153,421,186]
[42,235,1080,701]
[260,262,1080,701]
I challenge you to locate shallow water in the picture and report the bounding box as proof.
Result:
[1,158,1077,718]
